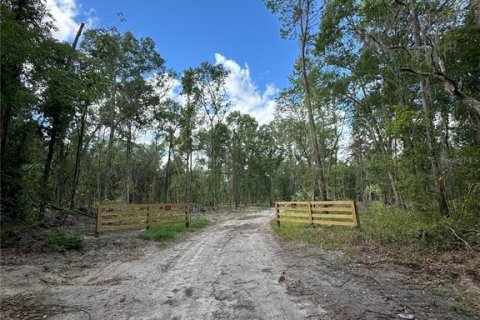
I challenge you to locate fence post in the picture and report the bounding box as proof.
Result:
[352,201,360,228]
[185,203,190,228]
[147,205,152,230]
[95,206,101,236]
[309,202,314,225]
[276,202,280,227]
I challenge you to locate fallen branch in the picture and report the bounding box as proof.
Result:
[448,227,474,253]
[47,204,95,218]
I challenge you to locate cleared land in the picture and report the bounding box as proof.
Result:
[1,210,477,319]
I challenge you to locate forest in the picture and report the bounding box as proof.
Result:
[1,0,479,240]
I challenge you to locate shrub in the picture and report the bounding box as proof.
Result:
[271,202,480,252]
[43,229,83,251]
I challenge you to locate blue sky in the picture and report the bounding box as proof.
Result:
[46,0,351,155]
[82,0,297,89]
[47,0,299,124]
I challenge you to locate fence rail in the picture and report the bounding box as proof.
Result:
[275,201,360,228]
[96,203,190,234]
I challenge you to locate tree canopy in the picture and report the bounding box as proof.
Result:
[0,0,479,226]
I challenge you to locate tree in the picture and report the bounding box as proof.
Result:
[0,0,52,220]
[266,0,329,200]
[191,62,230,208]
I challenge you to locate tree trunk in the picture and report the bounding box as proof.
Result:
[184,123,192,204]
[298,0,328,201]
[164,130,173,203]
[210,125,216,208]
[69,107,87,209]
[0,104,12,164]
[420,79,450,216]
[126,121,132,203]
[103,123,116,200]
[39,124,58,219]
[411,2,450,216]
[231,130,239,208]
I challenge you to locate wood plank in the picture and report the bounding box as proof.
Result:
[101,211,148,217]
[100,205,147,210]
[150,210,184,214]
[102,216,147,223]
[311,207,354,212]
[310,200,353,205]
[151,217,186,221]
[277,213,310,218]
[128,205,151,209]
[278,218,311,224]
[150,214,184,219]
[99,208,133,213]
[150,212,184,216]
[312,214,354,219]
[311,220,355,227]
[102,212,183,218]
[150,220,185,225]
[279,208,310,213]
[99,223,148,231]
[276,201,310,205]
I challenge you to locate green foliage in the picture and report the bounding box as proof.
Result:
[138,219,210,242]
[2,0,478,257]
[272,203,480,251]
[292,190,312,201]
[43,229,83,252]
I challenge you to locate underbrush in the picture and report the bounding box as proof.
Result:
[272,202,479,252]
[43,229,83,251]
[271,203,480,314]
[138,218,210,242]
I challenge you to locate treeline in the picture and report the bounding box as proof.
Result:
[267,0,480,217]
[1,0,285,222]
[1,0,479,225]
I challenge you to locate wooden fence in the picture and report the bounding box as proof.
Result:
[275,201,360,228]
[96,203,190,234]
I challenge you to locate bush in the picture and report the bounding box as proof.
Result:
[271,202,480,252]
[43,229,83,251]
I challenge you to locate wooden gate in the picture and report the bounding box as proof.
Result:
[275,201,360,228]
[96,203,190,234]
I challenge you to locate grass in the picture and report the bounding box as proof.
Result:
[43,229,83,251]
[138,218,210,242]
[271,202,480,252]
[271,202,480,315]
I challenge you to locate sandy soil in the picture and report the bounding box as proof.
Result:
[0,210,476,319]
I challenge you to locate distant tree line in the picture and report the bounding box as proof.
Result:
[1,0,479,225]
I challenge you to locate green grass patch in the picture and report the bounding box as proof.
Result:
[43,229,83,252]
[271,202,480,252]
[139,218,210,242]
[270,220,357,251]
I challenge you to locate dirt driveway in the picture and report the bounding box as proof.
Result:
[1,210,475,319]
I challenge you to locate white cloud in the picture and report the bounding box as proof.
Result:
[137,55,279,145]
[214,53,278,125]
[46,0,96,41]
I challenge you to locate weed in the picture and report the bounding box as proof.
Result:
[43,229,83,251]
[272,203,480,251]
[139,219,210,242]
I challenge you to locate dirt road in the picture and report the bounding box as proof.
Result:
[1,210,475,319]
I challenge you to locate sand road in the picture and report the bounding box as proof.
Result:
[1,210,474,319]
